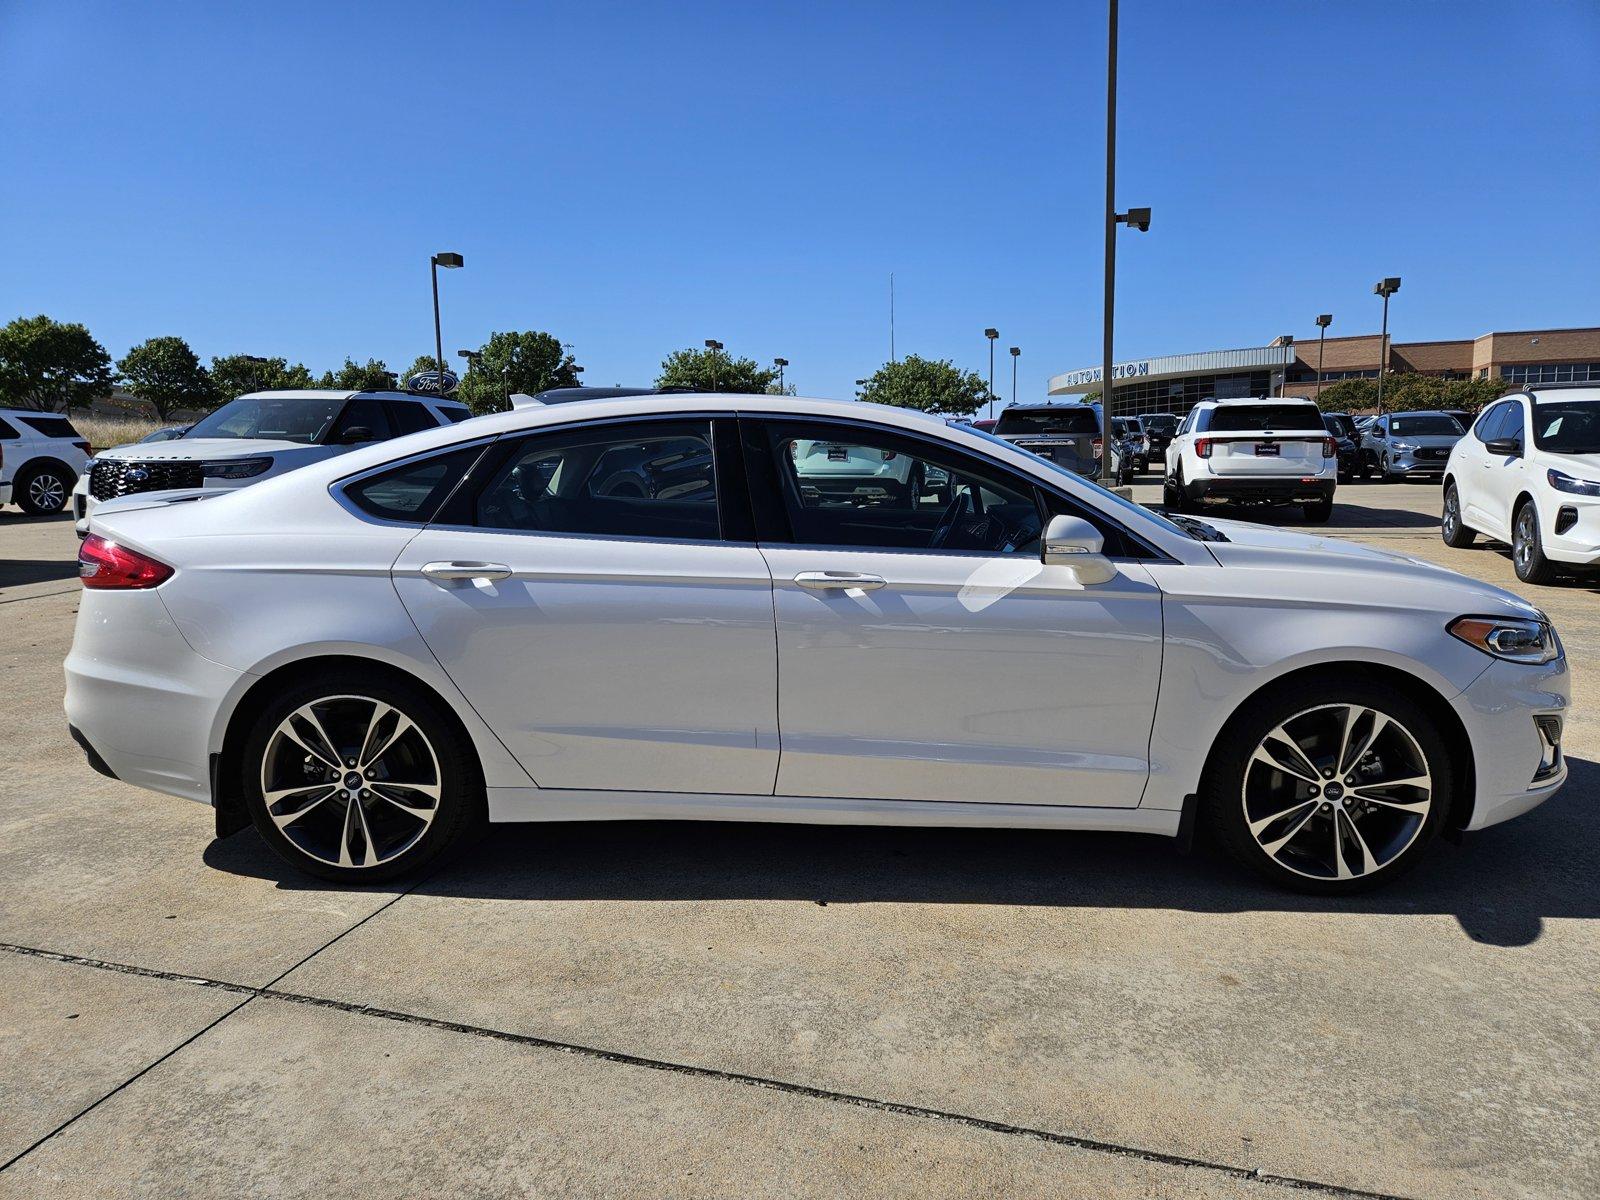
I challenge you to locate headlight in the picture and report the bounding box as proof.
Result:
[1389,440,1416,451]
[1448,615,1561,664]
[1548,469,1600,497]
[202,458,273,480]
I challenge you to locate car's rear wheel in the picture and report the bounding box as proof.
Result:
[1204,680,1452,894]
[1511,499,1560,585]
[242,673,482,882]
[16,464,71,515]
[1440,482,1475,548]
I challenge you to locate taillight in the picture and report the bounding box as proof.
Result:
[1322,437,1337,459]
[73,440,92,455]
[78,535,173,590]
[1194,437,1213,458]
[1092,438,1103,458]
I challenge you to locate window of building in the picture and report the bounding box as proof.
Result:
[1500,363,1600,386]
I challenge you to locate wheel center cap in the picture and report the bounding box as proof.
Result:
[344,771,363,790]
[1324,782,1345,802]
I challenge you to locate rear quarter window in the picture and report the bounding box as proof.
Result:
[438,406,472,424]
[345,445,484,523]
[20,415,80,438]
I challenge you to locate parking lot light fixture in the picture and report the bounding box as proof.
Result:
[1373,278,1400,414]
[1278,334,1295,396]
[984,328,999,420]
[430,252,464,396]
[1009,346,1020,406]
[704,339,724,392]
[1315,314,1333,391]
[773,357,788,392]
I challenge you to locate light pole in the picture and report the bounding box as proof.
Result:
[1102,0,1151,487]
[1314,314,1332,393]
[430,252,463,394]
[773,357,788,393]
[704,339,723,392]
[456,349,480,401]
[240,354,269,394]
[1277,335,1295,396]
[1009,346,1020,407]
[1373,277,1400,413]
[984,328,999,420]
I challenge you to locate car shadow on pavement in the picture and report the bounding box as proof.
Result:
[0,558,80,589]
[207,759,1598,949]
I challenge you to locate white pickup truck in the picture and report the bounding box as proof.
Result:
[1162,397,1338,522]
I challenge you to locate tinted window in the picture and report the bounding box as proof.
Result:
[438,406,471,424]
[994,407,1098,436]
[188,396,345,444]
[346,446,484,523]
[331,399,394,443]
[1388,414,1463,437]
[385,401,439,436]
[1206,404,1323,432]
[20,415,79,438]
[764,421,1043,555]
[1472,403,1509,442]
[0,417,18,439]
[1495,402,1525,443]
[476,421,718,540]
[1531,401,1600,454]
[1143,414,1178,435]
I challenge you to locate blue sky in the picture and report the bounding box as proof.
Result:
[3,1,1596,400]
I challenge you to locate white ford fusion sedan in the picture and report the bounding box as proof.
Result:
[65,392,1570,893]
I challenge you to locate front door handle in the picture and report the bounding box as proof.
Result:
[794,571,887,592]
[421,561,513,582]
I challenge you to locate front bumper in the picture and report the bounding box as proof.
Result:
[1542,493,1600,567]
[1185,476,1336,505]
[1383,449,1451,475]
[1452,655,1570,831]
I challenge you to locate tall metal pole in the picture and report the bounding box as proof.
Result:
[890,273,896,364]
[1100,0,1118,486]
[431,259,444,392]
[1376,293,1390,415]
[1011,349,1018,406]
[988,338,995,417]
[1316,323,1328,390]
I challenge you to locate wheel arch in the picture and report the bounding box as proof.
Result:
[212,654,489,839]
[1196,660,1478,832]
[17,455,78,485]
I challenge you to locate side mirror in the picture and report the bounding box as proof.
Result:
[338,426,376,445]
[1042,514,1116,585]
[1370,427,1386,439]
[1485,437,1522,457]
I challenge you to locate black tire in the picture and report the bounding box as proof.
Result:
[1165,467,1190,512]
[242,670,483,883]
[15,463,72,515]
[1203,677,1453,895]
[1511,498,1560,585]
[1440,481,1476,548]
[1302,497,1333,523]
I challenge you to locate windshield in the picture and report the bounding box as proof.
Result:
[964,426,1205,542]
[1142,414,1178,434]
[1389,414,1463,437]
[1322,414,1356,438]
[1207,404,1323,432]
[994,407,1098,436]
[186,396,347,444]
[1531,401,1600,454]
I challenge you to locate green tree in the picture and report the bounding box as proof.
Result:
[209,355,316,404]
[856,354,989,417]
[1314,377,1379,413]
[318,358,395,391]
[402,354,448,384]
[656,346,777,395]
[117,336,218,422]
[457,331,581,414]
[0,314,115,412]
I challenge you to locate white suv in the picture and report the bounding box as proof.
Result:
[1163,398,1338,522]
[0,408,92,515]
[1442,384,1600,584]
[74,389,471,530]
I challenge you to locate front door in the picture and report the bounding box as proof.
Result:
[392,417,779,795]
[746,417,1163,808]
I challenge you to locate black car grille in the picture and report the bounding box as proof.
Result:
[89,460,205,501]
[1417,447,1449,460]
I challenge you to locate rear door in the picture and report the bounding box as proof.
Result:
[1203,403,1327,476]
[390,416,780,795]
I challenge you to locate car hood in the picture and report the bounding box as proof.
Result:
[1197,517,1542,620]
[95,438,313,461]
[1538,450,1600,477]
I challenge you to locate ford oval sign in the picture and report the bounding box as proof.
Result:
[402,368,459,396]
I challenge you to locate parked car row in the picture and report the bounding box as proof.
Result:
[67,389,1570,897]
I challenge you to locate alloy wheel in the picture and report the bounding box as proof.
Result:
[28,472,65,511]
[259,695,442,869]
[1514,506,1535,572]
[1443,490,1459,538]
[1241,703,1432,881]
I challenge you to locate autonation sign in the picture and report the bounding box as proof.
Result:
[1055,361,1152,388]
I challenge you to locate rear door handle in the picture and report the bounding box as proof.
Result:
[794,571,887,592]
[421,561,513,582]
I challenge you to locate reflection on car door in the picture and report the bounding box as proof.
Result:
[746,417,1163,808]
[390,418,780,795]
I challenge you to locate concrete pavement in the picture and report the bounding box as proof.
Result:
[1,486,1595,1199]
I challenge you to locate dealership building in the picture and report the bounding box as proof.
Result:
[1047,325,1600,417]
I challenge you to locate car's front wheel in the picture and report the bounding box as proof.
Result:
[1204,679,1452,894]
[1440,482,1476,548]
[242,672,482,882]
[1511,499,1560,585]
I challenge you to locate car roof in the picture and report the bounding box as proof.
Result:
[1523,384,1600,403]
[1198,397,1318,407]
[0,407,77,420]
[233,389,464,405]
[999,402,1098,413]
